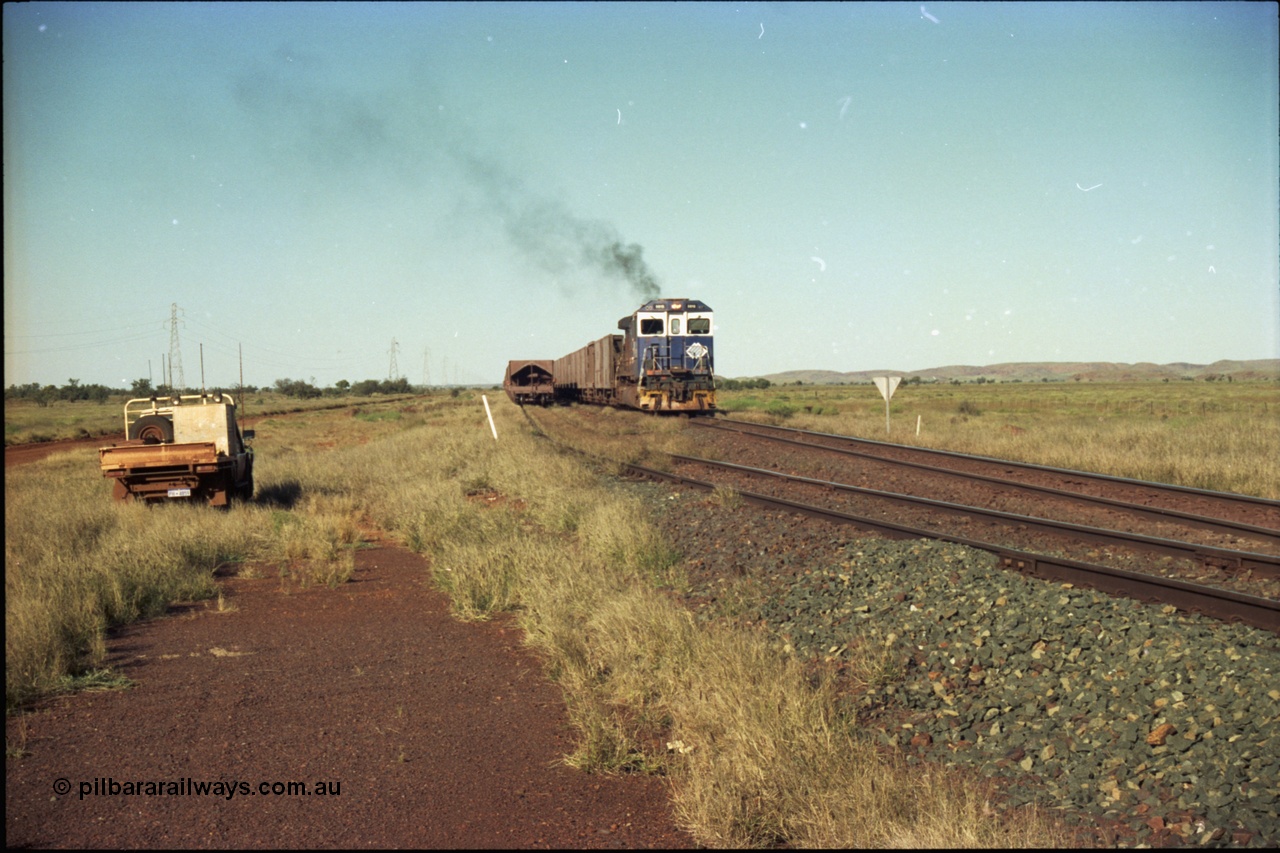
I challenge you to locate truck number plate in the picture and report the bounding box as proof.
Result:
[167,488,192,498]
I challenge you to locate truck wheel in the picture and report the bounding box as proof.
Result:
[130,415,174,444]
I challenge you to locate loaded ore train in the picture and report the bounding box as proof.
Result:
[504,298,716,414]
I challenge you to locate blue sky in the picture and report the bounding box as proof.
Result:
[5,1,1277,389]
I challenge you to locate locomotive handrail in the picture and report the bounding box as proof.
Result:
[643,342,672,372]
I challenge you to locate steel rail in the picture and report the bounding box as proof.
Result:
[696,417,1280,545]
[699,417,1280,516]
[624,462,1280,634]
[670,453,1280,579]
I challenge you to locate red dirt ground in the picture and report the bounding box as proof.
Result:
[4,539,693,849]
[5,434,118,467]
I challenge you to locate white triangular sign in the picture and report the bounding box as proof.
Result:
[873,376,901,402]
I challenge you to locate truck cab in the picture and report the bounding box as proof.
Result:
[125,395,253,452]
[100,394,254,505]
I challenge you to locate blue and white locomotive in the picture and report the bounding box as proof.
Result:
[504,298,717,414]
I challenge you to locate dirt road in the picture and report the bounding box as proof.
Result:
[5,434,118,467]
[5,539,692,848]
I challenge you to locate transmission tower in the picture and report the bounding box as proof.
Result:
[388,338,400,381]
[422,346,431,388]
[168,303,185,392]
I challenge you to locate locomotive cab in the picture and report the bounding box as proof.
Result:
[619,298,717,413]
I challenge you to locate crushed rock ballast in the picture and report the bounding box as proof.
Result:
[635,483,1280,847]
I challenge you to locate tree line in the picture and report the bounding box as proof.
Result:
[4,376,421,405]
[716,377,773,390]
[269,377,413,399]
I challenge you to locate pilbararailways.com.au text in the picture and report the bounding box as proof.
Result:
[58,777,341,801]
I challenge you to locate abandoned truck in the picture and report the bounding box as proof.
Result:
[98,394,254,506]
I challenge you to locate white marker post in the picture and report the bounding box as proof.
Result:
[482,394,498,441]
[872,376,901,436]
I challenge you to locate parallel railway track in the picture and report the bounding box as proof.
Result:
[694,418,1280,536]
[624,460,1279,633]
[669,453,1280,578]
[525,405,1280,840]
[678,417,1280,632]
[525,406,1280,631]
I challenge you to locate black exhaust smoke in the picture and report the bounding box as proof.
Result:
[458,152,661,300]
[231,53,662,300]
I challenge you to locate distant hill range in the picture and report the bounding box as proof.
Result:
[759,359,1280,385]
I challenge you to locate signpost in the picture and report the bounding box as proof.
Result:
[482,394,498,441]
[872,376,901,436]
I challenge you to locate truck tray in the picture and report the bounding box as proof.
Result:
[99,441,222,472]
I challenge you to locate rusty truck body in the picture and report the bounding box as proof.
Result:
[98,394,254,506]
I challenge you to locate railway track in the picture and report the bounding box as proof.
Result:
[675,417,1280,632]
[523,406,1279,631]
[525,405,1280,840]
[694,418,1280,538]
[689,419,1280,573]
[669,454,1280,577]
[625,460,1279,633]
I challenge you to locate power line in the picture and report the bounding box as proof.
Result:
[5,320,165,339]
[3,330,165,355]
[182,316,384,373]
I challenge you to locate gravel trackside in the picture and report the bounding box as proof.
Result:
[637,481,1280,848]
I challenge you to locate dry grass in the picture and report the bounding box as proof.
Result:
[334,399,1072,846]
[267,499,359,590]
[7,393,1074,845]
[2,396,432,708]
[2,390,432,446]
[519,566,1067,847]
[5,452,249,707]
[724,381,1280,498]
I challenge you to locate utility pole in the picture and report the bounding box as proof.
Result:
[422,346,431,389]
[168,303,185,392]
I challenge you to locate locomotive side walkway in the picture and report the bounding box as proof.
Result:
[5,538,692,849]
